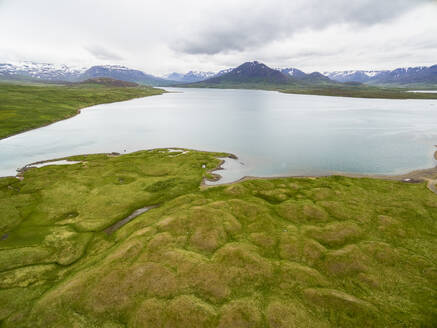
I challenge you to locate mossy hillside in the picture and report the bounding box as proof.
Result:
[0,83,165,139]
[0,149,436,327]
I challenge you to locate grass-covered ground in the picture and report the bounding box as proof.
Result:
[0,82,165,140]
[182,81,437,99]
[278,84,437,99]
[0,149,436,327]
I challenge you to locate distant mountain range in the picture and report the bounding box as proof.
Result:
[80,65,172,86]
[170,63,437,87]
[1,61,436,87]
[0,62,86,82]
[280,67,307,78]
[163,71,216,83]
[162,69,235,83]
[0,62,174,86]
[323,65,437,85]
[322,70,384,83]
[201,61,290,85]
[183,61,333,87]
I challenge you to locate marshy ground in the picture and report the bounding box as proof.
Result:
[0,149,436,327]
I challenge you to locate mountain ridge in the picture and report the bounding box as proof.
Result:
[2,61,437,87]
[0,62,175,86]
[202,61,291,85]
[323,65,437,85]
[80,65,173,86]
[182,61,334,87]
[163,71,216,83]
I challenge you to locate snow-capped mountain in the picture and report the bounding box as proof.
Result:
[188,61,332,86]
[81,65,172,86]
[323,65,437,84]
[2,61,436,86]
[279,67,307,78]
[0,62,86,81]
[279,67,331,83]
[0,62,175,86]
[214,68,233,77]
[163,71,216,83]
[368,65,437,84]
[322,70,386,83]
[163,69,234,83]
[200,61,290,84]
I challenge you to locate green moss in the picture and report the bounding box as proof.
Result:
[0,150,436,327]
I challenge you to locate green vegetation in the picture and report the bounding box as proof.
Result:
[367,82,437,90]
[0,82,165,139]
[183,81,437,99]
[0,149,436,327]
[278,84,437,99]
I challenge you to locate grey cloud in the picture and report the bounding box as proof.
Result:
[173,0,430,55]
[0,0,436,73]
[85,45,123,61]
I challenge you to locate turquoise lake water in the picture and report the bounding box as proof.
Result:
[1,88,436,182]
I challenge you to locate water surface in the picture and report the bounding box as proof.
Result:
[407,90,437,93]
[1,88,436,181]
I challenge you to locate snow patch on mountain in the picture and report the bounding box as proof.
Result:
[163,70,216,83]
[0,61,86,81]
[322,70,387,83]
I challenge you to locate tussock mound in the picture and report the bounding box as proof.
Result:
[0,150,436,327]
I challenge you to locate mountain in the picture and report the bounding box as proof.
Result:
[296,71,333,83]
[164,71,216,83]
[0,62,85,82]
[188,61,290,86]
[368,65,437,85]
[323,70,385,83]
[0,62,175,86]
[184,61,334,88]
[205,61,290,84]
[81,65,173,86]
[281,67,332,83]
[214,68,233,77]
[280,67,307,78]
[323,65,437,85]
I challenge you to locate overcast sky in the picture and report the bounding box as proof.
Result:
[1,0,436,75]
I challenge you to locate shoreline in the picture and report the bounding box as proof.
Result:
[10,147,437,195]
[205,165,437,185]
[201,150,437,194]
[0,87,166,141]
[176,85,437,100]
[13,147,237,179]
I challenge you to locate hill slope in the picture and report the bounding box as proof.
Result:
[79,77,139,87]
[0,149,436,327]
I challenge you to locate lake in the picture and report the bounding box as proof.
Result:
[1,88,436,182]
